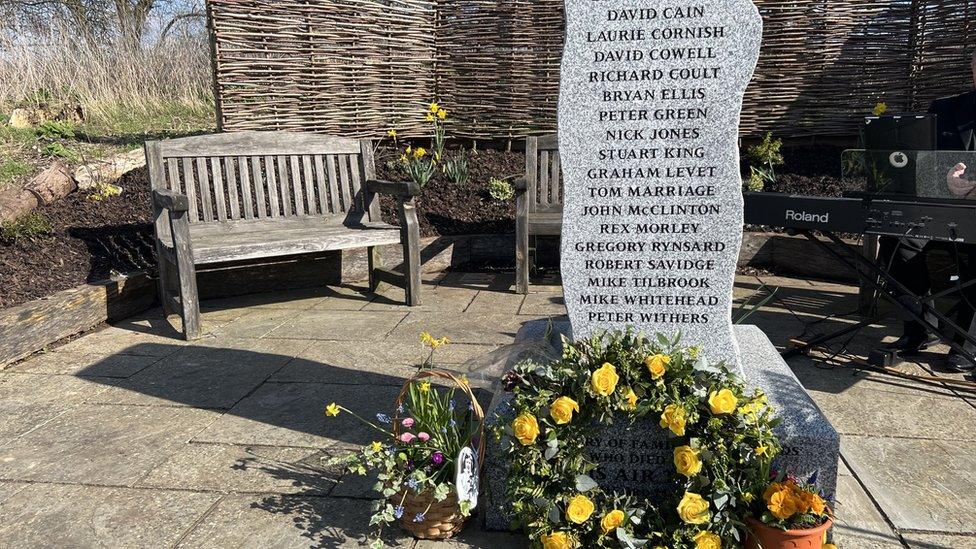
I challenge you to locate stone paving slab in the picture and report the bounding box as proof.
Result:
[517,292,566,316]
[174,494,410,548]
[193,383,401,448]
[365,283,478,313]
[139,443,338,495]
[842,435,976,533]
[465,291,526,315]
[88,339,304,409]
[831,471,902,547]
[8,350,160,378]
[51,325,187,357]
[904,533,976,548]
[0,484,218,548]
[266,310,408,341]
[389,312,529,344]
[0,405,220,485]
[801,375,976,440]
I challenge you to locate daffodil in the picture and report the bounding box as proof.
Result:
[419,381,431,393]
[413,147,427,159]
[429,102,440,114]
[387,129,397,138]
[370,441,383,452]
[873,102,888,116]
[437,108,447,120]
[425,112,435,123]
[325,403,340,417]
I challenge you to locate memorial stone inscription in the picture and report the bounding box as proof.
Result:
[559,0,763,367]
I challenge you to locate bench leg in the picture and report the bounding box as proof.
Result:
[515,194,530,294]
[170,210,202,340]
[367,246,381,291]
[398,199,422,306]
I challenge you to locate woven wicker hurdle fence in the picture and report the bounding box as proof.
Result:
[208,0,976,139]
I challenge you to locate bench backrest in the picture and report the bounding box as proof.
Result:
[525,134,563,214]
[145,131,380,225]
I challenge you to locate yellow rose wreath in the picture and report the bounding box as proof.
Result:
[495,330,781,548]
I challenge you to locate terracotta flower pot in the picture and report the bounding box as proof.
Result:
[745,516,833,549]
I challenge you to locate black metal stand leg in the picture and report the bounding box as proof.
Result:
[786,230,976,365]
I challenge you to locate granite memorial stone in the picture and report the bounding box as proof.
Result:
[482,0,840,532]
[559,0,763,368]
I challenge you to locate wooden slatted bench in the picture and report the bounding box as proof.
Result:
[145,131,422,340]
[515,134,563,294]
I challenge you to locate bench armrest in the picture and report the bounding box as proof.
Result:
[152,188,190,213]
[366,179,421,198]
[513,177,527,192]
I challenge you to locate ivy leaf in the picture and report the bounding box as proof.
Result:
[575,474,599,492]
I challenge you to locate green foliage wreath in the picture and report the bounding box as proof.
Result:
[494,330,781,549]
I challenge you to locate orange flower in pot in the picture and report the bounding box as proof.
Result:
[746,477,834,549]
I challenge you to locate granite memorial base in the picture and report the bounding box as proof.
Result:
[482,321,840,531]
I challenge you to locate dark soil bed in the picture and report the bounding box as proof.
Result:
[0,143,849,310]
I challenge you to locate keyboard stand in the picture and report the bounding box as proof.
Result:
[782,229,976,366]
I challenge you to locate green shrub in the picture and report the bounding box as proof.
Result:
[36,120,76,140]
[442,153,469,185]
[744,132,784,191]
[41,142,80,162]
[487,177,515,201]
[0,212,54,241]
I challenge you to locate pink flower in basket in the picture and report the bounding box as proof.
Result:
[400,432,417,444]
[401,418,415,428]
[418,432,431,442]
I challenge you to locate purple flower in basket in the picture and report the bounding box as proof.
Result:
[394,505,404,519]
[376,413,392,425]
[400,432,417,444]
[407,478,419,490]
[431,451,445,466]
[413,513,425,523]
[449,399,456,412]
[406,460,414,471]
[397,404,406,414]
[418,432,430,442]
[401,417,415,428]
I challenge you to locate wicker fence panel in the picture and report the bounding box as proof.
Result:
[209,0,976,139]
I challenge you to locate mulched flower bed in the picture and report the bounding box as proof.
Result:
[0,144,853,310]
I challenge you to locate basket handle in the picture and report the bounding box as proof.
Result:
[393,369,486,466]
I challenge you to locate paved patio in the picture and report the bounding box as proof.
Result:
[1,272,974,548]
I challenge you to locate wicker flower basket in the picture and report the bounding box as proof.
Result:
[390,369,485,540]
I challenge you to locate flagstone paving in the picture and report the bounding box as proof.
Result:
[1,272,974,548]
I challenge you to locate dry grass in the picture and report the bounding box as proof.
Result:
[0,26,214,128]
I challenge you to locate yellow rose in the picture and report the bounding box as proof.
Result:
[659,404,687,436]
[693,530,722,549]
[645,354,670,379]
[550,396,579,425]
[677,492,710,524]
[590,363,619,396]
[673,445,703,477]
[621,387,638,410]
[767,488,799,520]
[540,531,572,549]
[565,494,595,524]
[600,509,625,534]
[708,388,737,415]
[512,413,540,446]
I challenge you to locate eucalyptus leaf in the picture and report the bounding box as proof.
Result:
[575,474,599,492]
[547,505,561,524]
